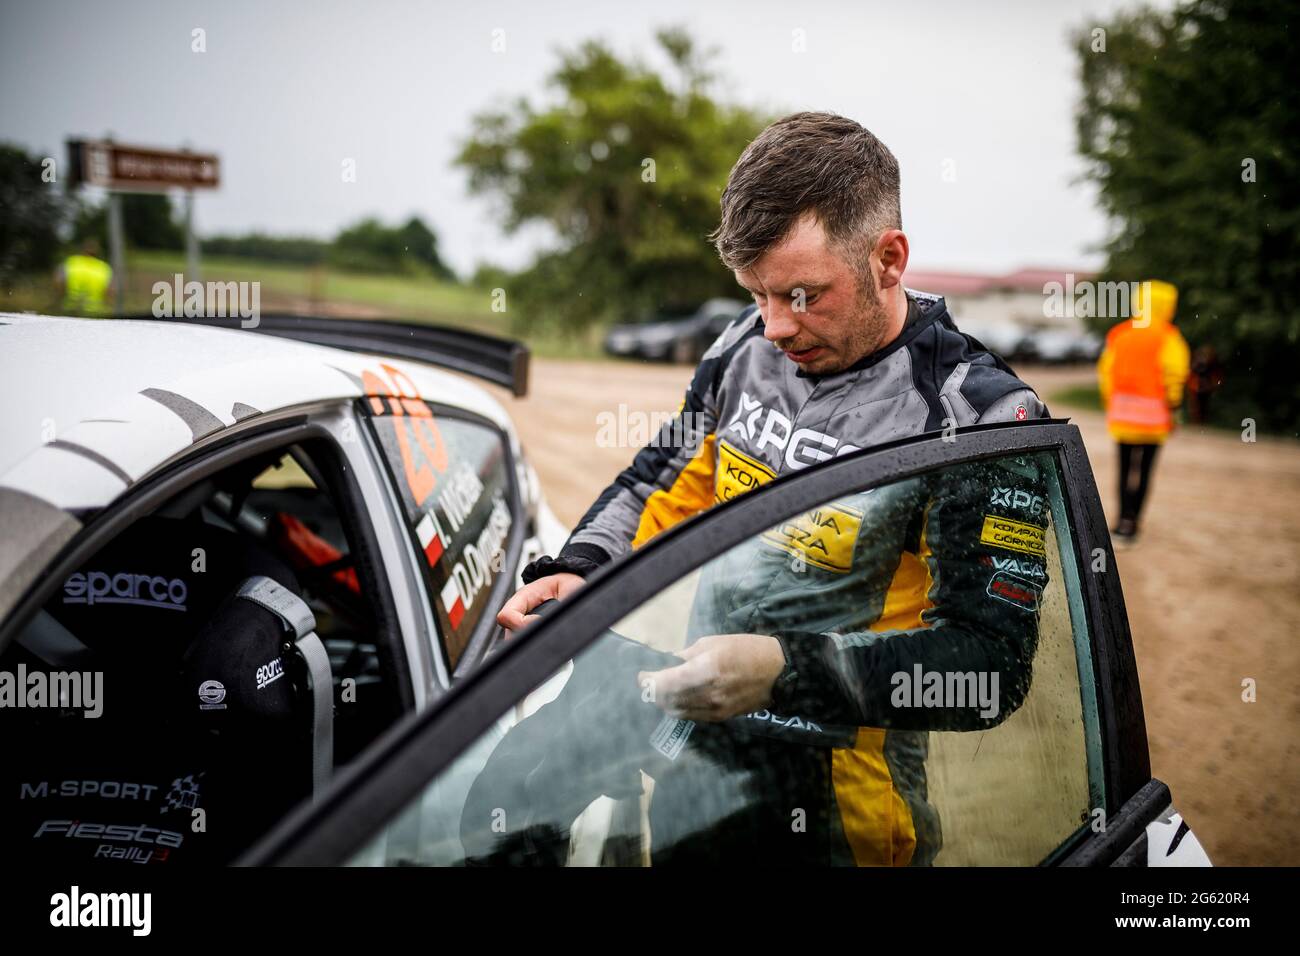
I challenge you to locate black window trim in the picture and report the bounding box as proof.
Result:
[358,398,527,682]
[242,419,1151,866]
[1061,779,1173,867]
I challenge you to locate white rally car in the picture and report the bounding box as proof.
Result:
[0,312,569,866]
[0,312,1210,869]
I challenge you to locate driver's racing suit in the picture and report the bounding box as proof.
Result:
[521,291,1052,865]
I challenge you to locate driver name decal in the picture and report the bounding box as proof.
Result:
[436,493,512,630]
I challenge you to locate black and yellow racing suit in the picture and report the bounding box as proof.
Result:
[521,291,1052,865]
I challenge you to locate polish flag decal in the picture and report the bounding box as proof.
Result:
[440,577,466,629]
[416,512,444,565]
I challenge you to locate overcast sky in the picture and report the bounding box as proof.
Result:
[0,0,1171,277]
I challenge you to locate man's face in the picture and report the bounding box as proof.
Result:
[734,213,890,375]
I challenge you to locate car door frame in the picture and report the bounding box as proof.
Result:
[241,419,1155,866]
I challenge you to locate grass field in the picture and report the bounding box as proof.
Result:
[1049,383,1104,412]
[2,250,606,359]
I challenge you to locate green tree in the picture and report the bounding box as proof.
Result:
[121,193,184,250]
[1075,0,1300,434]
[202,232,329,265]
[456,27,768,335]
[70,199,108,249]
[0,143,70,281]
[329,215,455,277]
[397,216,455,280]
[69,193,183,252]
[330,217,394,273]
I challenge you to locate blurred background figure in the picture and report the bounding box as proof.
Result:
[55,238,112,316]
[1187,345,1225,425]
[1097,279,1190,545]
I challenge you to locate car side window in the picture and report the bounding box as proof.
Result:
[363,386,514,672]
[349,449,1102,866]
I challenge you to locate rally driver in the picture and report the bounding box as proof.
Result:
[493,112,1052,866]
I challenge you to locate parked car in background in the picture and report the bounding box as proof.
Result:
[956,318,1033,364]
[604,298,748,364]
[958,320,1102,366]
[1023,328,1104,365]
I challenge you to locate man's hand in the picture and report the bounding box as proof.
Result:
[496,572,586,634]
[637,633,785,722]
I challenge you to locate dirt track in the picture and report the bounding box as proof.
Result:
[482,359,1300,866]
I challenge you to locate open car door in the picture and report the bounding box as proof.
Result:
[243,420,1206,867]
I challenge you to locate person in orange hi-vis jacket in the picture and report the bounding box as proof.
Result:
[1096,279,1191,545]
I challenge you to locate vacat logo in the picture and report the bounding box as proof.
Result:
[990,487,1046,519]
[63,571,188,611]
[255,656,284,690]
[724,391,861,471]
[980,554,1047,582]
[197,680,226,711]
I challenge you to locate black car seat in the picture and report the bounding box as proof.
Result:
[0,515,333,866]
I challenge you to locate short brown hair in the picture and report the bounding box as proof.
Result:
[710,112,901,277]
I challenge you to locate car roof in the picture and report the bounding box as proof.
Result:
[0,313,514,513]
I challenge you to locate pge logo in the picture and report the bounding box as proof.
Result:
[990,487,1045,519]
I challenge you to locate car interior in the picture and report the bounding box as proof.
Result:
[0,436,408,865]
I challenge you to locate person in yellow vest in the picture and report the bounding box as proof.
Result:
[57,240,114,316]
[1097,280,1191,545]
